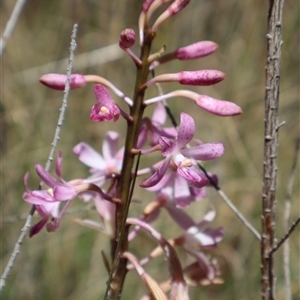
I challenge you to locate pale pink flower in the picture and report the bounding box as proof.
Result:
[73,131,123,184]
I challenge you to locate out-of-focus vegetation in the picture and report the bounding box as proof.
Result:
[1,0,299,299]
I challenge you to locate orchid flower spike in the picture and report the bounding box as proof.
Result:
[39,73,86,90]
[90,84,121,122]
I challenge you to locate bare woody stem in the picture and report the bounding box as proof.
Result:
[261,0,285,299]
[105,29,156,299]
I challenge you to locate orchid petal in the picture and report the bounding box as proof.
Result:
[73,142,106,170]
[55,151,64,180]
[94,84,112,104]
[102,131,119,161]
[137,124,148,149]
[29,217,49,237]
[174,175,194,208]
[140,156,171,188]
[35,164,58,188]
[185,226,216,247]
[164,203,195,230]
[181,143,224,161]
[159,137,177,156]
[176,113,195,149]
[53,184,77,201]
[24,190,55,204]
[146,171,173,192]
[152,102,167,126]
[177,166,209,188]
[202,228,224,244]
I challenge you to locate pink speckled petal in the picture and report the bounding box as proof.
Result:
[140,156,171,188]
[176,113,195,149]
[177,166,209,188]
[159,136,176,156]
[181,142,224,161]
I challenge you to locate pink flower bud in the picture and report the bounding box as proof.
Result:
[146,70,225,88]
[152,0,190,30]
[39,73,86,90]
[142,0,155,12]
[90,84,120,122]
[168,0,191,15]
[175,41,219,60]
[196,95,243,116]
[178,70,225,86]
[119,29,136,49]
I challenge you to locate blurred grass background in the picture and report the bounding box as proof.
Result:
[1,0,299,299]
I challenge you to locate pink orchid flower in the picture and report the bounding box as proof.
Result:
[73,131,124,185]
[23,151,101,236]
[90,84,121,122]
[140,113,224,188]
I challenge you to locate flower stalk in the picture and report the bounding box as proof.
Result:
[106,28,156,299]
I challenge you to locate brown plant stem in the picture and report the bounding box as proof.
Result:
[105,29,156,300]
[261,0,285,299]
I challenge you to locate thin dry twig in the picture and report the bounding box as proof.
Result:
[282,137,299,300]
[0,24,78,292]
[267,138,300,300]
[0,0,27,56]
[261,0,285,299]
[198,165,261,241]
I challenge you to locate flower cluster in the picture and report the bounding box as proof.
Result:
[24,0,242,298]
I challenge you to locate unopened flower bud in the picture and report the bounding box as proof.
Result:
[175,41,218,60]
[142,0,155,12]
[196,95,243,116]
[145,70,225,88]
[39,73,86,90]
[168,0,191,15]
[152,0,191,30]
[119,29,136,49]
[178,70,225,86]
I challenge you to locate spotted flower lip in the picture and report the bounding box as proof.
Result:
[140,113,224,188]
[90,84,121,122]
